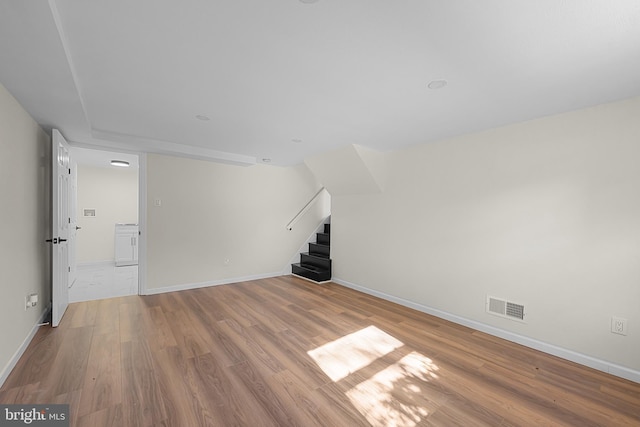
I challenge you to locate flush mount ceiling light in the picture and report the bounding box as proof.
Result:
[292,139,303,144]
[110,160,130,167]
[262,158,272,163]
[195,115,210,121]
[427,79,448,90]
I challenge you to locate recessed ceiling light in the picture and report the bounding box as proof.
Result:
[195,115,210,121]
[110,160,130,167]
[427,79,448,90]
[262,158,272,163]
[292,139,303,144]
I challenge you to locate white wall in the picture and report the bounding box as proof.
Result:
[76,165,138,264]
[0,83,51,383]
[146,154,324,290]
[332,96,640,373]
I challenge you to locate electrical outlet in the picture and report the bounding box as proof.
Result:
[25,293,38,310]
[611,316,628,336]
[29,293,38,308]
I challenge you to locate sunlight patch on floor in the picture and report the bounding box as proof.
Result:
[307,325,403,381]
[346,351,440,427]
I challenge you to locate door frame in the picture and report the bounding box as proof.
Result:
[137,153,147,295]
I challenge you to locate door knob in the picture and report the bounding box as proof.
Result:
[76,226,82,230]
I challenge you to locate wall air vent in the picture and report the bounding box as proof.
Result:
[487,296,525,322]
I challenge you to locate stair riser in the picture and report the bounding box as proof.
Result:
[292,264,331,282]
[324,224,331,234]
[316,233,330,245]
[301,253,332,270]
[309,243,330,257]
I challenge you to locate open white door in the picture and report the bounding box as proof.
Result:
[51,129,71,327]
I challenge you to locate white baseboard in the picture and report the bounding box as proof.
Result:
[0,304,51,388]
[332,277,640,384]
[143,271,284,295]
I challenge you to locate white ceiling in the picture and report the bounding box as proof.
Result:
[1,1,640,166]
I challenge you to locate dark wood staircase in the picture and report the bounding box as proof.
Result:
[292,223,331,283]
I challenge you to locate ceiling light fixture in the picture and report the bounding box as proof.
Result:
[299,0,319,3]
[427,79,448,90]
[195,115,210,121]
[110,160,130,167]
[292,139,303,143]
[262,158,272,163]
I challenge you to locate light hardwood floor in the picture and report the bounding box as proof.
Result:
[1,276,639,426]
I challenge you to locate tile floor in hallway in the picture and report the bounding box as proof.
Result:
[69,263,138,302]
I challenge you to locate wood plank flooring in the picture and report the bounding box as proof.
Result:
[1,275,639,426]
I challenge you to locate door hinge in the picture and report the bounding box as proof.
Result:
[69,168,71,174]
[68,218,71,223]
[68,266,71,272]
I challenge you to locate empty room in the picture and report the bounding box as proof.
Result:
[1,1,639,426]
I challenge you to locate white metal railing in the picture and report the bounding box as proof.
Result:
[286,187,327,231]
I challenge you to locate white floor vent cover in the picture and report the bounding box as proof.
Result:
[487,296,525,322]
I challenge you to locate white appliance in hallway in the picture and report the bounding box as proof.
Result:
[115,223,139,266]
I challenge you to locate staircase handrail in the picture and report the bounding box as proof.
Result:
[286,187,327,231]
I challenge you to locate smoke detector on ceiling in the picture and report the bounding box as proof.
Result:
[427,79,448,90]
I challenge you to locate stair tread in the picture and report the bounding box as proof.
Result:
[292,263,332,283]
[292,263,330,273]
[302,252,330,259]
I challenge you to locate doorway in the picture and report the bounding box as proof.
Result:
[68,147,140,302]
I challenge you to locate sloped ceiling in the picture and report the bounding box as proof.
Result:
[1,1,640,166]
[305,145,386,196]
